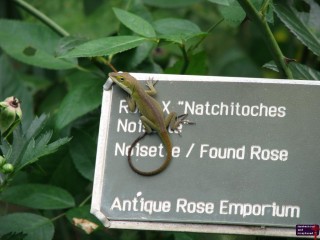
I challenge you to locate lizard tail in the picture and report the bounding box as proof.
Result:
[128,131,172,176]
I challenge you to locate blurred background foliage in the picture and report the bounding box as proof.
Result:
[0,0,319,239]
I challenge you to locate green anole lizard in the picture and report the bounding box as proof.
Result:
[108,72,193,176]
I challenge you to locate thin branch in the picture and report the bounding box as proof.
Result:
[95,57,118,72]
[51,212,66,222]
[237,0,293,79]
[13,0,69,37]
[79,193,92,207]
[191,18,224,52]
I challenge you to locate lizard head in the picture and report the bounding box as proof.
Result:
[108,72,135,95]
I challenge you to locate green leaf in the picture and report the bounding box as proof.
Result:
[18,132,71,170]
[142,0,203,8]
[4,114,48,167]
[211,48,261,77]
[69,129,96,181]
[55,36,88,57]
[263,61,320,80]
[0,213,54,240]
[218,1,246,26]
[113,8,156,37]
[1,184,75,209]
[289,62,320,80]
[0,232,27,240]
[165,52,208,75]
[154,18,204,43]
[274,0,320,56]
[208,0,234,6]
[126,42,155,69]
[1,114,70,171]
[55,74,104,129]
[61,36,148,58]
[174,233,194,240]
[217,0,273,26]
[0,20,77,70]
[154,18,202,36]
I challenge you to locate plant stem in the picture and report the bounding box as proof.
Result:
[191,18,224,52]
[237,0,293,79]
[79,193,92,207]
[51,212,66,222]
[13,0,69,37]
[260,0,271,16]
[180,44,189,74]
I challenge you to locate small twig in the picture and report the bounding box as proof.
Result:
[79,193,92,207]
[50,193,92,222]
[191,18,224,52]
[51,212,66,222]
[94,57,118,72]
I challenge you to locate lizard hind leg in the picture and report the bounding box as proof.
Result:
[165,113,195,135]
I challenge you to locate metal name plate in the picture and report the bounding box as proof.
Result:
[91,73,320,237]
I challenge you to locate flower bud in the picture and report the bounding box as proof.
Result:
[0,96,22,138]
[2,163,14,174]
[0,156,6,167]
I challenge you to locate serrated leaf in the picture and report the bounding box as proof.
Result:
[25,114,48,141]
[0,213,54,240]
[289,62,320,80]
[5,115,48,167]
[143,0,202,8]
[1,184,75,209]
[0,20,77,70]
[113,8,156,37]
[69,129,96,181]
[18,131,71,170]
[61,36,148,58]
[55,76,103,130]
[1,114,70,170]
[263,61,320,80]
[274,0,320,56]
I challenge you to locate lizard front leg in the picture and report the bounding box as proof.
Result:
[126,96,136,112]
[165,113,194,134]
[145,79,158,96]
